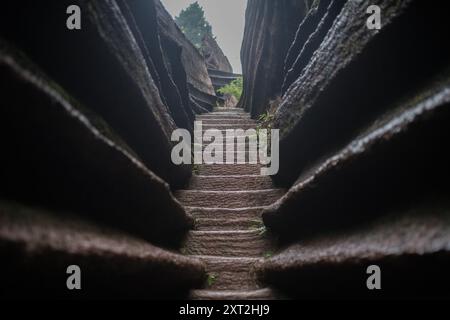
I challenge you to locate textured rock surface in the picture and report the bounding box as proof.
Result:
[190,288,277,300]
[239,0,311,118]
[121,0,195,131]
[259,205,450,298]
[0,48,191,247]
[154,0,217,112]
[273,0,450,186]
[201,34,233,73]
[282,0,345,94]
[264,82,450,240]
[0,0,191,188]
[189,175,274,191]
[236,0,450,299]
[176,190,285,208]
[0,201,205,299]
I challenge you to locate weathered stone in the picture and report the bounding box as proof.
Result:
[223,94,239,108]
[282,0,345,93]
[154,0,217,110]
[189,175,274,191]
[201,34,233,73]
[0,48,192,247]
[259,204,450,298]
[239,0,310,118]
[194,256,261,290]
[183,230,272,257]
[0,0,191,187]
[176,190,285,209]
[190,288,277,300]
[120,0,195,131]
[0,201,205,299]
[186,207,265,221]
[273,0,450,186]
[264,81,450,240]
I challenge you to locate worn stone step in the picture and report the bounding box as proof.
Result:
[198,119,256,125]
[201,123,256,131]
[193,152,266,165]
[175,190,285,208]
[195,256,262,290]
[214,108,245,112]
[195,218,263,231]
[194,143,254,151]
[197,164,263,176]
[190,175,274,191]
[186,207,266,220]
[183,230,271,257]
[189,288,277,300]
[196,112,251,120]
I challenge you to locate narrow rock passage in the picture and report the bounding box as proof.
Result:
[175,108,285,300]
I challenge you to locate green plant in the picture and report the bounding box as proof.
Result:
[258,226,268,236]
[217,77,243,100]
[207,273,217,286]
[264,251,274,259]
[250,219,264,230]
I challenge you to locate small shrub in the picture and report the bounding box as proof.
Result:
[207,274,217,286]
[218,77,243,100]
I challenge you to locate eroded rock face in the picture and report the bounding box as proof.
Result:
[0,48,192,248]
[154,0,218,111]
[119,0,195,132]
[264,81,450,239]
[273,0,450,186]
[259,204,450,298]
[201,34,233,73]
[0,201,205,299]
[282,0,345,94]
[239,0,311,118]
[0,0,191,188]
[238,0,450,298]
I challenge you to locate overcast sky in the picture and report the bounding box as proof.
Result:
[160,0,248,74]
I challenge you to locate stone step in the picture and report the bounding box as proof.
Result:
[201,123,256,130]
[183,230,271,257]
[195,218,263,231]
[193,152,267,165]
[197,119,256,125]
[197,164,263,175]
[214,108,245,112]
[206,112,246,117]
[189,175,274,191]
[175,190,285,208]
[189,288,277,300]
[194,143,255,151]
[195,256,262,290]
[197,114,251,120]
[186,207,266,220]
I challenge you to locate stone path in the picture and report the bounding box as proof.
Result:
[175,108,285,300]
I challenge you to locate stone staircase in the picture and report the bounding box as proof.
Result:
[175,108,284,300]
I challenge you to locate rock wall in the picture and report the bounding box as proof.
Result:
[0,0,214,298]
[240,0,450,298]
[239,0,312,118]
[154,0,218,112]
[201,34,233,73]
